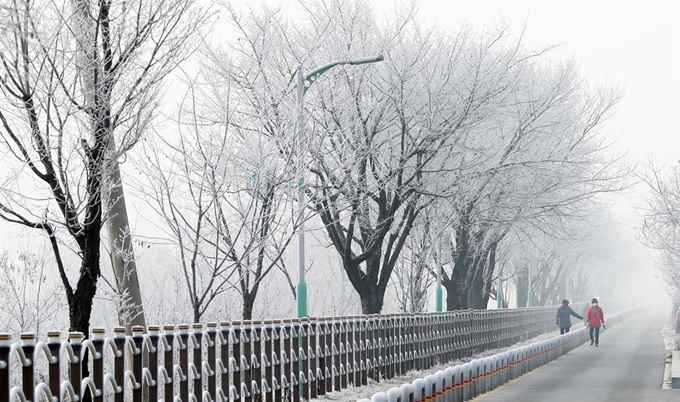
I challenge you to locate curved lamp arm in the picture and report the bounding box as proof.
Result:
[303,54,384,94]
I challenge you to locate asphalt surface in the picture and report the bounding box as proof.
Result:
[475,310,679,402]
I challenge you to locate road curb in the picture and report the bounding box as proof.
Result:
[672,351,680,389]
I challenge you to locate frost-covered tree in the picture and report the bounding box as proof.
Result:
[148,0,629,316]
[437,53,628,309]
[640,162,680,300]
[0,248,66,334]
[133,3,303,321]
[0,0,208,334]
[134,71,298,321]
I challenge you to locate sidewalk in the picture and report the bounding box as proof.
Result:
[475,310,679,402]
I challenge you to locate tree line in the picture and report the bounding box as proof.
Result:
[0,0,633,336]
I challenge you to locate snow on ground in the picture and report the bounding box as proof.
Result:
[315,327,572,402]
[661,311,678,389]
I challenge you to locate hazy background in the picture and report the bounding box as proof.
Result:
[0,0,677,328]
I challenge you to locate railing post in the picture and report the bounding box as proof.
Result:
[69,332,84,401]
[147,326,161,402]
[90,329,105,402]
[308,317,318,400]
[299,317,310,401]
[467,312,474,357]
[242,321,253,402]
[316,318,326,396]
[454,313,462,360]
[472,312,480,354]
[443,313,451,363]
[390,315,398,378]
[191,324,204,401]
[345,316,353,387]
[385,315,393,380]
[271,319,282,402]
[352,317,363,385]
[358,316,368,386]
[423,313,430,369]
[20,333,36,402]
[405,315,413,372]
[162,325,175,402]
[219,322,232,401]
[233,321,243,402]
[291,319,300,402]
[132,326,144,402]
[332,317,341,389]
[251,321,262,402]
[0,334,10,402]
[263,320,274,402]
[113,327,126,402]
[281,319,291,401]
[420,314,428,370]
[322,317,333,392]
[365,316,375,382]
[340,317,349,388]
[378,316,386,381]
[397,315,407,375]
[47,331,62,400]
[438,313,445,365]
[206,322,218,400]
[178,324,190,402]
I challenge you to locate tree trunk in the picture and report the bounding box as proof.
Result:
[444,279,461,310]
[70,249,100,335]
[242,292,256,320]
[481,243,498,308]
[449,213,474,310]
[466,254,486,309]
[360,289,384,314]
[104,154,146,330]
[69,0,145,332]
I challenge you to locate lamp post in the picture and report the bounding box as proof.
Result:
[527,263,534,307]
[436,238,443,312]
[497,270,503,309]
[436,228,449,312]
[296,54,384,319]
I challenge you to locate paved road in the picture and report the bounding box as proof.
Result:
[475,310,679,402]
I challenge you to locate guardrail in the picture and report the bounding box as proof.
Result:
[357,307,639,402]
[0,300,630,402]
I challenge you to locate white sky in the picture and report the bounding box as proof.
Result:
[369,0,680,163]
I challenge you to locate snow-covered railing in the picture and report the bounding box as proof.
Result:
[356,307,639,402]
[0,299,632,402]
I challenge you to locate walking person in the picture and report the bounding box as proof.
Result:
[586,298,606,346]
[556,299,584,334]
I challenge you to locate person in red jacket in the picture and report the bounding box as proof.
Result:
[586,298,606,346]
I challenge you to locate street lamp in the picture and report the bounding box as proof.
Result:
[296,54,384,319]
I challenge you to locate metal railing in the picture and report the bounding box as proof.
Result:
[0,300,629,402]
[357,306,639,402]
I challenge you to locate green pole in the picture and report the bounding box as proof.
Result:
[527,263,533,307]
[296,65,308,321]
[436,286,443,312]
[295,55,383,398]
[295,55,383,321]
[297,281,308,318]
[497,274,503,309]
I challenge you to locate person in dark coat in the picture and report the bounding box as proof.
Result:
[556,299,584,334]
